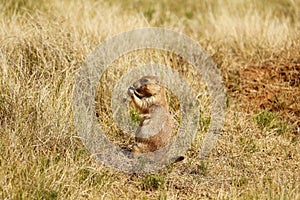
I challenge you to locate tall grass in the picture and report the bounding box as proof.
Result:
[0,0,299,199]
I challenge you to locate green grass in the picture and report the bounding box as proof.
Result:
[0,0,299,199]
[130,109,142,124]
[254,110,290,134]
[141,174,166,191]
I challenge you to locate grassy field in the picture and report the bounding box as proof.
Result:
[0,0,299,199]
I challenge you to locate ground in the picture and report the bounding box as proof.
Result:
[0,0,299,199]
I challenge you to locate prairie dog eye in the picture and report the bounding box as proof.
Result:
[140,78,149,84]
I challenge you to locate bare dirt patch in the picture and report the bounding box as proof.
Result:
[225,64,300,134]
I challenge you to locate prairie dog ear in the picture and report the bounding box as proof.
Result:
[154,79,161,86]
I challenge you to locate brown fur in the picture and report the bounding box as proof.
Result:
[128,76,172,157]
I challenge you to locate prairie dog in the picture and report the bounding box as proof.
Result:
[128,76,172,156]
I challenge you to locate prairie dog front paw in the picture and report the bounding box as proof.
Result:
[127,86,135,97]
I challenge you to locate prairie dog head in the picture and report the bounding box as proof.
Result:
[128,76,168,113]
[132,76,162,98]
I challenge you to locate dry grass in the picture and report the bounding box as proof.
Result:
[0,0,299,199]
